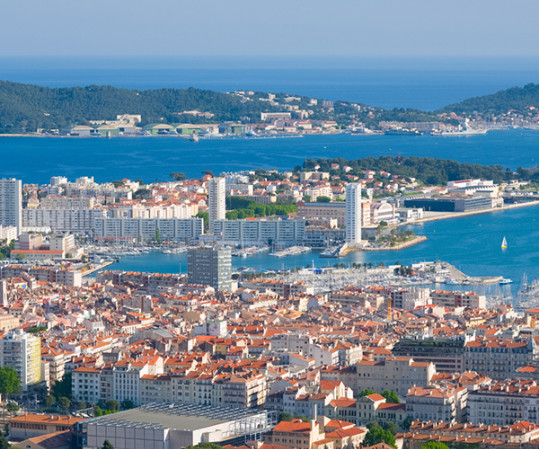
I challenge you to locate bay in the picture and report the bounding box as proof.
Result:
[1,130,539,185]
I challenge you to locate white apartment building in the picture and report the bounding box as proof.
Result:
[208,177,226,233]
[356,357,436,397]
[22,209,107,233]
[213,218,306,246]
[345,183,361,245]
[0,329,42,390]
[468,381,539,425]
[0,178,22,235]
[406,385,468,424]
[430,290,486,309]
[94,217,203,242]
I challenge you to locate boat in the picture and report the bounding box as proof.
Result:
[439,128,488,136]
[499,278,513,285]
[501,236,508,249]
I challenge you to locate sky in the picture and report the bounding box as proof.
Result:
[2,0,539,57]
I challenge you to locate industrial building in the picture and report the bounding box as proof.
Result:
[75,403,276,449]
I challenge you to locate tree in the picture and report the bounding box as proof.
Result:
[0,431,10,449]
[121,399,135,410]
[402,416,413,430]
[155,228,161,244]
[45,395,56,407]
[185,444,225,449]
[105,399,119,412]
[196,211,209,232]
[316,196,331,203]
[0,367,20,401]
[381,390,400,404]
[383,421,398,435]
[421,442,450,449]
[6,402,19,413]
[52,372,72,399]
[59,396,71,412]
[363,424,396,448]
[202,170,214,177]
[170,172,186,181]
[94,406,103,417]
[278,411,293,422]
[358,389,376,397]
[102,440,115,449]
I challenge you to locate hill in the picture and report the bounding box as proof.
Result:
[439,83,539,116]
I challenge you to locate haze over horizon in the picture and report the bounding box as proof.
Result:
[2,0,539,58]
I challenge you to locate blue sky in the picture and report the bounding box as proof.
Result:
[2,0,538,57]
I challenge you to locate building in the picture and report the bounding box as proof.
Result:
[208,177,226,233]
[403,196,493,212]
[94,217,203,243]
[355,357,436,397]
[406,386,468,424]
[213,219,306,247]
[76,403,274,449]
[392,337,465,373]
[297,202,346,228]
[430,290,486,309]
[187,246,232,291]
[0,329,42,390]
[0,178,22,235]
[464,338,538,380]
[9,414,83,440]
[22,209,107,234]
[468,380,539,425]
[345,184,361,245]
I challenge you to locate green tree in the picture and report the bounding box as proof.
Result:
[402,416,413,430]
[381,390,400,404]
[170,172,186,181]
[278,411,293,422]
[94,406,103,417]
[358,389,376,397]
[316,196,331,203]
[0,430,10,449]
[363,424,397,448]
[6,402,19,413]
[105,399,119,412]
[59,396,71,412]
[102,440,115,449]
[421,442,450,449]
[185,444,225,449]
[52,372,72,399]
[121,399,135,410]
[383,421,398,435]
[0,367,20,401]
[155,228,161,244]
[45,395,56,407]
[202,170,214,177]
[196,212,209,232]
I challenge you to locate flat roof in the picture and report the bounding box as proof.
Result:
[85,403,266,432]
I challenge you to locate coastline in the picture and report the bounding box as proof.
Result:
[341,235,428,255]
[403,200,539,226]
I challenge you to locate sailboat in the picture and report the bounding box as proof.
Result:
[501,236,507,249]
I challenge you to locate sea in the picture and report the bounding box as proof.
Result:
[1,56,539,291]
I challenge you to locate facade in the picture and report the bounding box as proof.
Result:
[77,404,273,449]
[213,219,306,247]
[297,202,346,228]
[430,290,486,309]
[187,246,232,291]
[208,177,226,233]
[22,209,106,233]
[0,178,22,235]
[468,381,539,425]
[406,386,468,424]
[0,329,42,390]
[9,414,82,440]
[345,184,361,245]
[404,196,493,212]
[355,357,436,397]
[464,338,538,380]
[94,217,203,243]
[392,338,465,373]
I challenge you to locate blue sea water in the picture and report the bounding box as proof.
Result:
[1,130,539,185]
